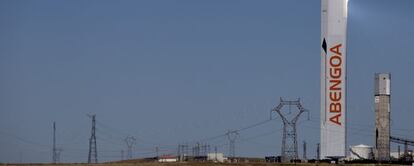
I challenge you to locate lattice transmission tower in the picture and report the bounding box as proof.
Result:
[52,122,57,163]
[87,114,98,163]
[271,98,309,162]
[226,130,239,160]
[124,136,136,159]
[52,122,62,163]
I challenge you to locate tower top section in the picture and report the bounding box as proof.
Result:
[375,73,391,96]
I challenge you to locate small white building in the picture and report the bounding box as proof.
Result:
[207,153,227,162]
[158,155,178,162]
[349,144,373,160]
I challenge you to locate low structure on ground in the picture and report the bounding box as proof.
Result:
[207,153,226,162]
[158,155,177,162]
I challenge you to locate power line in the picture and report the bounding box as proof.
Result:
[237,118,275,132]
[194,113,279,145]
[96,120,176,149]
[95,129,124,146]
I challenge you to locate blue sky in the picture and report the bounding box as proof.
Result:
[0,0,413,163]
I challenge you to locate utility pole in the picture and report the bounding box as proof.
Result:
[87,114,98,163]
[203,144,207,156]
[52,122,57,163]
[226,130,239,161]
[398,145,400,159]
[178,144,186,161]
[186,143,189,157]
[177,144,181,159]
[156,146,159,158]
[124,136,136,159]
[182,143,189,161]
[197,143,200,156]
[214,146,218,162]
[271,98,309,162]
[303,141,307,160]
[121,150,124,160]
[404,142,408,160]
[316,143,320,161]
[194,142,200,156]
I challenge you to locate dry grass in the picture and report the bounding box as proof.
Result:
[0,161,408,166]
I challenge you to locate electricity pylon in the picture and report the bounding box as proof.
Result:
[87,114,98,163]
[226,130,239,161]
[124,136,136,159]
[271,98,309,162]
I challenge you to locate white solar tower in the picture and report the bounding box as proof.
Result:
[320,0,349,159]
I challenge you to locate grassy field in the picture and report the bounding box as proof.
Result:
[0,162,409,166]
